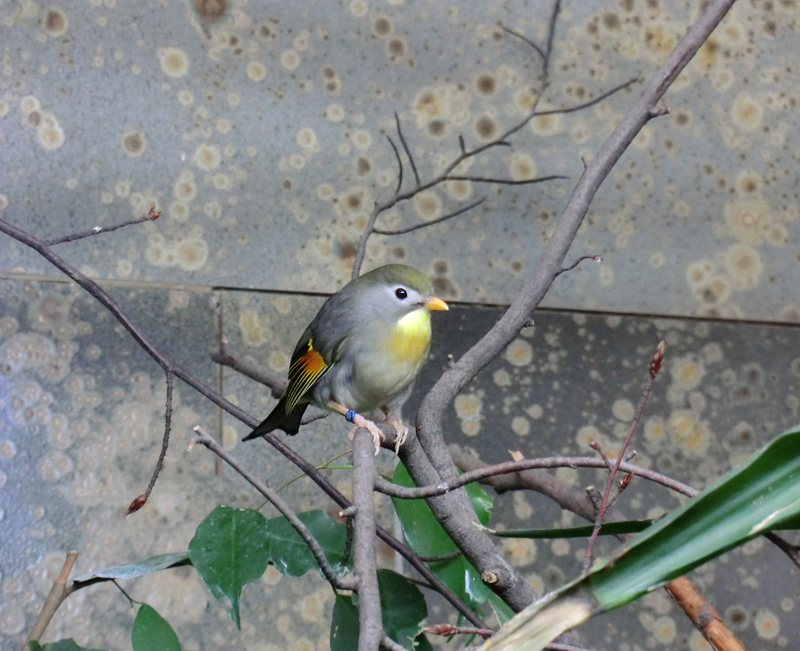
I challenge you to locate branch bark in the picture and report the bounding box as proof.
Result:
[412,0,740,616]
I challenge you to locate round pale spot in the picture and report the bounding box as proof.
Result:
[121,130,145,157]
[724,196,771,245]
[611,398,634,422]
[530,112,562,137]
[653,616,677,644]
[413,191,442,222]
[38,122,64,150]
[650,252,665,268]
[349,0,368,17]
[504,338,533,367]
[157,47,190,78]
[509,152,537,181]
[454,393,481,420]
[671,354,706,390]
[669,410,710,456]
[247,61,267,82]
[192,143,222,170]
[169,201,189,222]
[725,243,762,288]
[753,609,779,640]
[178,90,194,106]
[511,416,530,436]
[731,92,762,132]
[353,129,372,150]
[280,50,300,70]
[325,104,344,122]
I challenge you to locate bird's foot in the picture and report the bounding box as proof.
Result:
[383,413,409,455]
[345,410,385,456]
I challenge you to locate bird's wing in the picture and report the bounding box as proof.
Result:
[284,335,333,413]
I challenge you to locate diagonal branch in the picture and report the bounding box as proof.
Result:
[413,0,740,616]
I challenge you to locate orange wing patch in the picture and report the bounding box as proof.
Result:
[285,338,329,413]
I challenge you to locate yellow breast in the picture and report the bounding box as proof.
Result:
[388,308,431,363]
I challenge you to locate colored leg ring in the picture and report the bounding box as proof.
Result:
[345,409,358,423]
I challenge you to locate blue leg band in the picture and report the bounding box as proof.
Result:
[345,409,358,423]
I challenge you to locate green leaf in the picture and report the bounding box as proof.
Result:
[131,604,181,651]
[413,634,435,651]
[330,571,428,651]
[391,462,495,612]
[266,509,349,576]
[188,505,269,628]
[378,569,428,648]
[73,553,191,584]
[330,594,359,651]
[589,423,800,610]
[491,520,653,539]
[29,641,106,651]
[480,423,800,650]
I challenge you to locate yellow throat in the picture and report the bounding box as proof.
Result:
[389,308,432,363]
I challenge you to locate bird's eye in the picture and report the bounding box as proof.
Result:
[395,287,408,300]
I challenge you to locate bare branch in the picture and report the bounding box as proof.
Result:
[582,341,664,572]
[191,426,356,592]
[374,453,694,500]
[211,341,287,398]
[374,198,486,236]
[43,207,161,246]
[555,254,603,278]
[445,174,568,186]
[351,429,382,650]
[386,134,404,196]
[24,551,79,649]
[127,369,174,515]
[395,111,420,188]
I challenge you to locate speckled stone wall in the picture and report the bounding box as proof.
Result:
[2,0,800,650]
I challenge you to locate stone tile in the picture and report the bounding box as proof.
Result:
[1,2,798,322]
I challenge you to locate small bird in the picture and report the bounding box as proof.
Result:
[243,264,448,454]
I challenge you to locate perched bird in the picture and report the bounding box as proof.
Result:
[243,264,448,454]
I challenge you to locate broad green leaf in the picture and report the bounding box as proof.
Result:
[131,604,181,651]
[391,462,495,612]
[330,594,359,651]
[480,423,800,650]
[266,509,349,576]
[413,634,435,651]
[73,553,191,584]
[378,569,428,648]
[188,505,269,628]
[29,641,106,651]
[330,571,428,651]
[487,592,515,625]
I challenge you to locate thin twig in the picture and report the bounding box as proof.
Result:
[374,452,693,500]
[191,426,355,592]
[373,199,486,236]
[581,342,664,573]
[386,134,404,196]
[444,174,568,186]
[43,207,160,246]
[23,551,78,649]
[555,254,603,279]
[211,342,287,398]
[127,369,174,515]
[501,26,546,61]
[424,624,494,638]
[395,111,420,187]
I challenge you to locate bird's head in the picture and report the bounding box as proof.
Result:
[356,264,449,323]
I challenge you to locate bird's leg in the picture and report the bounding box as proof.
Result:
[381,407,409,455]
[328,401,384,456]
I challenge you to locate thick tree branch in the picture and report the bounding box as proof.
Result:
[413,0,739,615]
[351,429,383,651]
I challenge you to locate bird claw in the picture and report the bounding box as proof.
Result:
[347,414,385,456]
[384,414,409,455]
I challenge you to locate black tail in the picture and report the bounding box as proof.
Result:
[243,398,309,441]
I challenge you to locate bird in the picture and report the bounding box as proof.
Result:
[243,264,448,454]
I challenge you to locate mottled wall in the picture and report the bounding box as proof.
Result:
[1,0,799,650]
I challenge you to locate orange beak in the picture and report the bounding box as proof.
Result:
[423,295,449,311]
